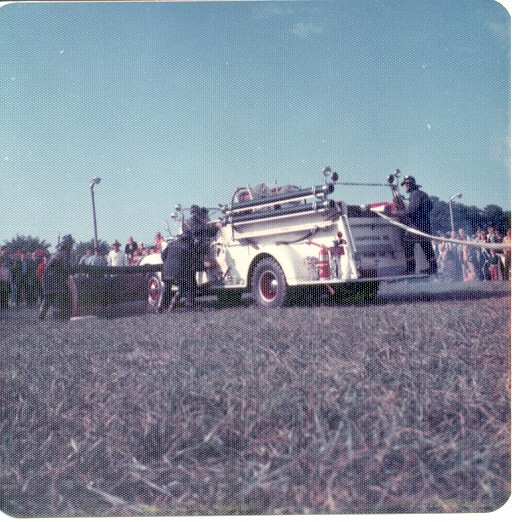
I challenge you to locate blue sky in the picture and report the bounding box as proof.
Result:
[0,0,510,248]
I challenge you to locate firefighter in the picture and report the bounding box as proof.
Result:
[184,205,219,237]
[183,205,221,272]
[158,232,197,312]
[39,234,75,320]
[394,176,438,275]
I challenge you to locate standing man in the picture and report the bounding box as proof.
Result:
[153,232,167,253]
[158,232,197,312]
[184,205,220,238]
[79,247,93,266]
[13,252,37,306]
[125,236,138,264]
[31,250,45,304]
[0,246,12,311]
[11,254,22,306]
[394,175,438,275]
[39,235,75,320]
[183,205,221,272]
[107,240,128,266]
[90,249,106,266]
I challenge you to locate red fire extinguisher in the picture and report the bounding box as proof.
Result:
[317,245,331,279]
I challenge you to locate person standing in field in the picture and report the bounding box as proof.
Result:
[90,249,106,266]
[35,251,49,304]
[39,234,75,321]
[79,247,93,266]
[158,232,197,312]
[107,240,128,266]
[153,232,167,253]
[472,228,488,280]
[124,236,138,264]
[502,229,511,280]
[32,250,46,304]
[11,252,35,306]
[393,175,438,275]
[131,242,146,265]
[0,246,12,311]
[183,205,221,272]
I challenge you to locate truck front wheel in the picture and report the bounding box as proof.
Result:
[252,258,288,307]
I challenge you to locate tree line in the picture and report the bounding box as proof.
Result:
[1,236,111,258]
[429,198,510,236]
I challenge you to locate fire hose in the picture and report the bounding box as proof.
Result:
[369,208,511,251]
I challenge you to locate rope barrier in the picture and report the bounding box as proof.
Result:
[369,208,511,251]
[67,212,509,277]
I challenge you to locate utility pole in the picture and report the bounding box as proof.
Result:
[90,178,101,250]
[448,193,462,232]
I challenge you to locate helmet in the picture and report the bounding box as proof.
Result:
[59,234,75,250]
[190,205,209,216]
[60,234,74,246]
[401,175,417,187]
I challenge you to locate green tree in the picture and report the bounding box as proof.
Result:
[462,205,484,234]
[429,197,450,234]
[482,204,505,229]
[428,200,510,236]
[75,239,110,259]
[2,234,51,254]
[499,210,511,235]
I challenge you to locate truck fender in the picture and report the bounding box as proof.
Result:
[247,246,298,287]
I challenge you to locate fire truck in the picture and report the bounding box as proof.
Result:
[140,168,429,309]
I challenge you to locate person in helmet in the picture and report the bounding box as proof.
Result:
[183,205,221,272]
[39,234,75,320]
[158,231,197,312]
[184,205,219,238]
[394,176,438,275]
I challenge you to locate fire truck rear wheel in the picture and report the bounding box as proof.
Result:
[252,258,289,308]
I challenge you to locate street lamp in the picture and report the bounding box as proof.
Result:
[89,177,101,250]
[448,192,462,232]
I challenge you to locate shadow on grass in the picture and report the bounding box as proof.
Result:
[209,281,511,310]
[374,284,510,307]
[3,282,507,322]
[160,281,511,314]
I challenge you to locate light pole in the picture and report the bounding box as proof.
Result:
[89,177,101,250]
[448,192,462,232]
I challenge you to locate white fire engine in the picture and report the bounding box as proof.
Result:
[140,168,429,308]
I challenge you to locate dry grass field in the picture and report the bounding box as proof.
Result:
[0,281,511,516]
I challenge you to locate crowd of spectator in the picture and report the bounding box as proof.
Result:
[0,225,510,313]
[434,226,511,282]
[0,246,48,310]
[78,233,166,267]
[0,232,166,311]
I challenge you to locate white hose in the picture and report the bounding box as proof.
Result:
[369,208,511,251]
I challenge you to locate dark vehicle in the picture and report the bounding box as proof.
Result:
[70,267,153,318]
